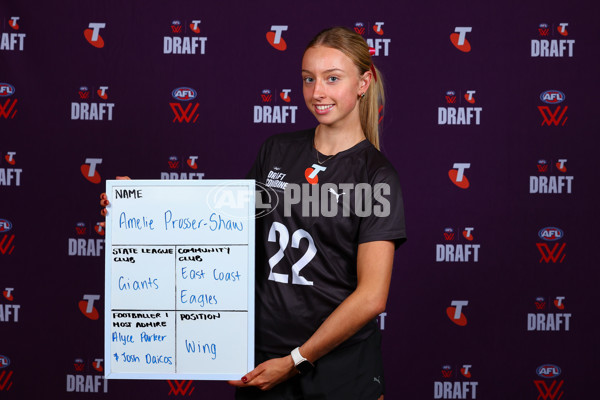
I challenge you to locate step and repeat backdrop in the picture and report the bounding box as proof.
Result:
[1,0,597,398]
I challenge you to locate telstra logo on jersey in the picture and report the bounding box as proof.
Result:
[84,23,106,48]
[79,294,100,320]
[530,158,573,194]
[450,27,472,52]
[0,287,20,322]
[1,17,26,51]
[536,227,566,264]
[438,90,482,125]
[434,364,479,399]
[254,88,298,124]
[266,25,288,51]
[305,164,327,185]
[71,86,115,121]
[170,87,200,123]
[0,83,17,119]
[448,163,470,189]
[532,23,574,57]
[161,155,205,180]
[446,300,468,326]
[538,90,567,126]
[0,151,21,187]
[68,221,104,257]
[436,227,480,262]
[528,295,571,331]
[81,158,102,184]
[164,19,207,54]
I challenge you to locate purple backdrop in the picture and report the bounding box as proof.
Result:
[1,0,598,398]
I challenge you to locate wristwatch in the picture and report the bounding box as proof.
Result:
[291,347,314,374]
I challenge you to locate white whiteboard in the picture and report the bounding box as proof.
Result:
[104,180,255,380]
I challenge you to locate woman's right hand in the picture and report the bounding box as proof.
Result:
[99,176,131,227]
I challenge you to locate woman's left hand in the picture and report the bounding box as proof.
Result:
[228,355,298,391]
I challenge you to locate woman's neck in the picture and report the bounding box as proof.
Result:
[314,124,365,156]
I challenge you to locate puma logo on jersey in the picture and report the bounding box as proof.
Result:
[328,188,346,202]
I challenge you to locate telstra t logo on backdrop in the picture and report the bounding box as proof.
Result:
[266,25,288,51]
[81,158,102,184]
[450,27,472,52]
[448,163,470,189]
[79,294,100,320]
[447,300,468,326]
[84,23,106,48]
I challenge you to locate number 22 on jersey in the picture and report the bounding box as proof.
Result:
[267,222,316,286]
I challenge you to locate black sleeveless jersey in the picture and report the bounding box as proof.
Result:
[247,128,406,354]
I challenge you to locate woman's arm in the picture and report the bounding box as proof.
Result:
[229,240,395,391]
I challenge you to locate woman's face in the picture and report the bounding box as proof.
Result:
[301,46,369,130]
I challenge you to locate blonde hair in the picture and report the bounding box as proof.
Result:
[305,26,384,150]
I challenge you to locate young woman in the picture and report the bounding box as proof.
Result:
[229,27,406,399]
[100,26,406,400]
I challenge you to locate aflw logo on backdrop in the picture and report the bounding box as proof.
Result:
[1,16,26,51]
[532,22,574,57]
[0,83,17,119]
[0,219,15,256]
[254,88,298,124]
[353,21,391,56]
[536,227,566,263]
[71,86,115,121]
[538,90,568,126]
[170,87,199,123]
[164,20,207,54]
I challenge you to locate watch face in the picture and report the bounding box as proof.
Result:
[296,360,314,375]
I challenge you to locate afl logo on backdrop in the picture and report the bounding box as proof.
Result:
[0,219,12,233]
[172,87,197,101]
[540,90,565,104]
[0,83,15,97]
[538,227,563,241]
[536,364,561,379]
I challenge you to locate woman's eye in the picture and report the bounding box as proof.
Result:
[328,76,339,82]
[303,77,313,83]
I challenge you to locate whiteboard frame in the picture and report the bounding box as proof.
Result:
[104,179,255,380]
